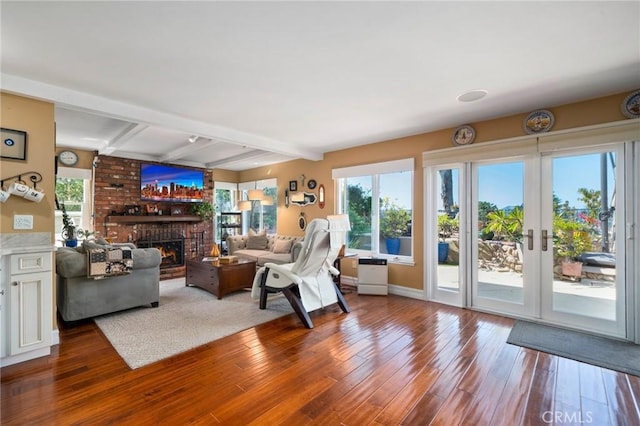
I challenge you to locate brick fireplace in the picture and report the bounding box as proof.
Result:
[93,155,214,280]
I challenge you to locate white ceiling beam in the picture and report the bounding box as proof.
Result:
[205,149,271,169]
[2,74,323,161]
[158,138,221,162]
[100,122,148,155]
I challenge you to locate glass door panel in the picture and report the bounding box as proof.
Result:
[541,149,625,336]
[436,168,461,292]
[472,160,531,316]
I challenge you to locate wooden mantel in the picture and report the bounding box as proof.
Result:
[105,215,202,224]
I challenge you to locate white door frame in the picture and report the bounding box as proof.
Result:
[424,163,467,307]
[422,121,639,341]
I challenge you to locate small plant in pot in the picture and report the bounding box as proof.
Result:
[380,197,410,255]
[61,204,78,247]
[189,202,214,221]
[554,217,591,279]
[60,204,94,247]
[437,214,458,263]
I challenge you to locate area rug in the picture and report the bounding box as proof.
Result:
[94,278,293,369]
[507,320,640,376]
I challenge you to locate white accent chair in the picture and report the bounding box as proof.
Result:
[251,216,350,328]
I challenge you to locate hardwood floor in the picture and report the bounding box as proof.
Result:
[2,292,639,425]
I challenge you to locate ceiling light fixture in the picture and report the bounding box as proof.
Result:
[457,89,488,103]
[188,135,198,143]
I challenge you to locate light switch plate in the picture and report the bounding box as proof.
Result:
[13,215,33,230]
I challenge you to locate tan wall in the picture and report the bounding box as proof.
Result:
[238,91,634,289]
[212,168,240,183]
[55,147,95,170]
[1,92,56,237]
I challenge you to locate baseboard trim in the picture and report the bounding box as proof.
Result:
[52,328,60,346]
[1,347,51,367]
[388,284,425,300]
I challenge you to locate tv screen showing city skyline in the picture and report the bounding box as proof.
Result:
[140,163,205,203]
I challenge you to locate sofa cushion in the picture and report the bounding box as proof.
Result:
[232,249,264,263]
[256,252,293,266]
[246,229,268,250]
[272,238,293,254]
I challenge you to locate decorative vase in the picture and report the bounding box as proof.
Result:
[438,242,449,263]
[65,239,78,248]
[210,243,220,259]
[386,238,401,255]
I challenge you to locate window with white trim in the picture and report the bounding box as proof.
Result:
[55,167,93,244]
[214,181,238,242]
[238,178,278,234]
[333,158,414,261]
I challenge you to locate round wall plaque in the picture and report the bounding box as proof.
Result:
[523,109,555,134]
[452,125,476,146]
[621,89,640,118]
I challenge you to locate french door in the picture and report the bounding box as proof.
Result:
[428,143,629,338]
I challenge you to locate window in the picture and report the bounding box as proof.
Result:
[238,179,278,234]
[214,181,238,242]
[334,159,414,261]
[55,167,93,243]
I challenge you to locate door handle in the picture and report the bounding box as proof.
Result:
[541,229,548,251]
[524,229,534,250]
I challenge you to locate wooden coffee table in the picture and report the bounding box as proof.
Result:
[186,258,256,299]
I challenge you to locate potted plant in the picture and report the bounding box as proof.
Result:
[380,197,410,255]
[437,214,458,263]
[60,204,78,247]
[61,204,94,247]
[554,217,591,278]
[189,202,214,221]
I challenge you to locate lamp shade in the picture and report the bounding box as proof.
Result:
[248,189,264,201]
[236,200,252,211]
[261,196,274,206]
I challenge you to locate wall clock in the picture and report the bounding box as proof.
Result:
[58,150,79,166]
[452,125,476,146]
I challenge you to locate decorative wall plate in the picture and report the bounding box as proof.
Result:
[307,179,317,189]
[298,213,307,230]
[621,89,640,118]
[523,109,555,134]
[452,125,476,146]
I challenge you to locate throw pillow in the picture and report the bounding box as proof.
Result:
[246,229,268,250]
[272,239,293,254]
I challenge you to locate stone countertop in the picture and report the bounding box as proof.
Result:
[0,232,57,257]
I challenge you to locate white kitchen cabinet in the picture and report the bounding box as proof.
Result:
[1,249,53,365]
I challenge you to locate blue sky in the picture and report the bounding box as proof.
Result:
[443,152,616,210]
[351,152,616,213]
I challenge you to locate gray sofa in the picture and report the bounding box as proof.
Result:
[55,243,162,322]
[227,234,303,266]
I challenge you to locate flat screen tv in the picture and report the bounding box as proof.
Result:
[140,163,205,203]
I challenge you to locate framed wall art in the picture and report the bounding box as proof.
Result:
[289,180,298,191]
[1,128,27,161]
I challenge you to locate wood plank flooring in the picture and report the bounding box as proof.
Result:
[2,291,639,425]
